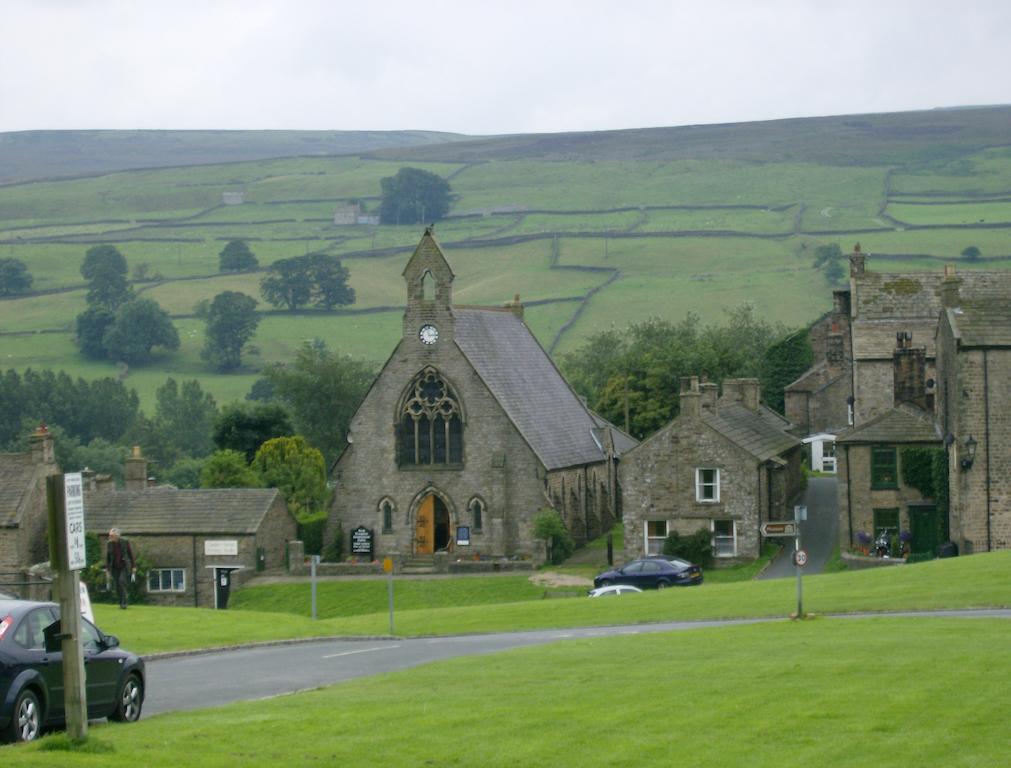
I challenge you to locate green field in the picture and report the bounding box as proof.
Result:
[7,550,1009,766]
[2,113,1011,410]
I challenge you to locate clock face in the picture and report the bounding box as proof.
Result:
[419,324,439,345]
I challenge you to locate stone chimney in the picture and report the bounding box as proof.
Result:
[679,376,701,419]
[893,332,930,411]
[29,424,55,466]
[124,445,148,491]
[941,265,961,309]
[826,323,845,372]
[505,293,524,319]
[849,243,865,277]
[700,382,718,413]
[721,378,761,413]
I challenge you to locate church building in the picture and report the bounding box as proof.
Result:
[327,229,635,564]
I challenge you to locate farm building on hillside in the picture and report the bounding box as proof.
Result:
[327,229,636,569]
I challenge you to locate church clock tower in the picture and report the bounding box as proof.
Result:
[402,227,455,349]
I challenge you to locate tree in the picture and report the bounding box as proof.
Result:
[212,402,293,462]
[379,167,452,225]
[219,240,258,272]
[260,257,313,310]
[760,330,814,414]
[308,255,355,310]
[533,509,575,564]
[261,340,375,464]
[961,245,982,261]
[163,457,205,489]
[135,378,219,466]
[81,244,132,309]
[200,450,262,489]
[812,242,845,286]
[0,258,33,296]
[102,298,180,363]
[202,291,260,371]
[75,306,117,359]
[251,436,328,515]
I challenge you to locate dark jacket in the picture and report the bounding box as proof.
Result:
[106,538,135,572]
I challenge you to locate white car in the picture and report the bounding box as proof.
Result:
[587,584,643,598]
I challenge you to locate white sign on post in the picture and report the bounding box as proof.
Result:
[64,472,86,571]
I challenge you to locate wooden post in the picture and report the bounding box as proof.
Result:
[46,475,88,740]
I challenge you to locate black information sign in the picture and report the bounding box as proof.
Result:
[350,526,374,557]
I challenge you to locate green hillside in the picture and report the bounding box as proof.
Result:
[1,107,1010,411]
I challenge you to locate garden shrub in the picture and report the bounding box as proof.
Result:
[533,509,575,564]
[662,528,714,569]
[297,511,328,556]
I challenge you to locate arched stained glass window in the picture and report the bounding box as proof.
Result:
[380,498,395,533]
[399,368,463,466]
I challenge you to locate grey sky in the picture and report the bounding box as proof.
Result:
[3,0,1009,134]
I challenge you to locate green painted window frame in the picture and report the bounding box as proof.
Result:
[873,508,900,541]
[871,446,898,489]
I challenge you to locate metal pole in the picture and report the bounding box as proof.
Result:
[795,507,804,619]
[310,555,319,620]
[387,569,395,636]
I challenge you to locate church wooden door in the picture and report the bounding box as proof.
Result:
[415,495,435,554]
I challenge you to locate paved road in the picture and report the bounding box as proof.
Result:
[760,476,838,579]
[143,608,1011,717]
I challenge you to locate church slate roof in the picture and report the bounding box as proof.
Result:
[836,405,941,445]
[0,453,34,527]
[454,307,616,470]
[702,404,801,462]
[83,488,284,535]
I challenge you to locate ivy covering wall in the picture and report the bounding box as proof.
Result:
[900,447,949,512]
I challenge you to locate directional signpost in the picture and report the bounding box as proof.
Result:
[760,506,808,618]
[384,557,395,635]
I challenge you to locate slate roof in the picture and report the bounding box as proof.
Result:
[83,488,284,535]
[851,319,938,359]
[0,453,34,527]
[703,403,801,462]
[454,308,621,469]
[836,405,941,445]
[946,302,1011,348]
[589,411,639,457]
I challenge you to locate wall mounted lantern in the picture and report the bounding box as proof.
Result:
[960,435,978,471]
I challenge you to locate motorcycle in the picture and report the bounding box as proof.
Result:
[875,530,892,558]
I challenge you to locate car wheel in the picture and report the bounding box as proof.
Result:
[110,674,144,723]
[6,689,41,743]
[656,580,671,589]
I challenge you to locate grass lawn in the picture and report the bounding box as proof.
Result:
[89,550,1011,655]
[9,617,1009,767]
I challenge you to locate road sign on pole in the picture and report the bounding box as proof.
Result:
[64,473,86,571]
[794,505,808,522]
[760,521,799,537]
[793,549,809,567]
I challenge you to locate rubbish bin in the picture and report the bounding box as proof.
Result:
[937,541,959,558]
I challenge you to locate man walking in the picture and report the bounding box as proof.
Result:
[106,528,136,609]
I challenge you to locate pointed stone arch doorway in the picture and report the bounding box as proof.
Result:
[415,493,452,554]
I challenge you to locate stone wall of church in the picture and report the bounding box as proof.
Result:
[545,463,615,547]
[328,340,553,562]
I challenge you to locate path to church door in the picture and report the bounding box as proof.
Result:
[415,495,451,554]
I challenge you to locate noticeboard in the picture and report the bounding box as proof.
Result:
[456,526,471,546]
[350,526,374,557]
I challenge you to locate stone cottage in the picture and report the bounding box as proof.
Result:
[327,229,636,565]
[620,377,802,563]
[935,268,1011,553]
[0,427,59,589]
[84,449,296,608]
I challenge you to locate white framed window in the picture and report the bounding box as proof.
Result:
[711,520,737,557]
[148,568,186,593]
[695,468,720,502]
[644,520,668,555]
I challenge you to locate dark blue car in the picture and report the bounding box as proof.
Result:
[594,556,703,590]
[0,599,145,743]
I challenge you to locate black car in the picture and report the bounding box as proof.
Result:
[593,556,703,589]
[0,599,145,743]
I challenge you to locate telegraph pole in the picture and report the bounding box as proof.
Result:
[46,473,88,740]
